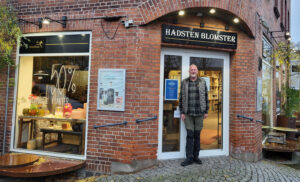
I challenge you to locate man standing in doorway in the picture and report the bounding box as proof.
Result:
[179,64,209,166]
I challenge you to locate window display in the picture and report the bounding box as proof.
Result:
[262,38,273,127]
[14,56,89,155]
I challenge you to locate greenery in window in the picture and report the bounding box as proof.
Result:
[281,86,300,117]
[274,41,300,117]
[0,5,22,69]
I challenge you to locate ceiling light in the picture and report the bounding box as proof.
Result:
[178,10,185,16]
[209,9,216,14]
[233,18,239,23]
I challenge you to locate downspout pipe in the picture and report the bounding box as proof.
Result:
[2,65,10,155]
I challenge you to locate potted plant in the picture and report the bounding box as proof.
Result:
[274,42,300,128]
[277,86,300,128]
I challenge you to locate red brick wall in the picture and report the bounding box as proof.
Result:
[0,0,290,173]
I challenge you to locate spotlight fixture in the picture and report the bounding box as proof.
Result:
[233,18,239,23]
[42,18,50,24]
[271,30,291,40]
[178,10,185,16]
[19,19,41,28]
[38,16,67,29]
[209,9,216,14]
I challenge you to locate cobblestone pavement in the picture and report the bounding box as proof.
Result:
[93,156,300,182]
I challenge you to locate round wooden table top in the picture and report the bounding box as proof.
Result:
[0,153,39,168]
[272,127,298,132]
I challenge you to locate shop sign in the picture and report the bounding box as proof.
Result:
[165,79,179,100]
[19,34,90,54]
[162,24,237,49]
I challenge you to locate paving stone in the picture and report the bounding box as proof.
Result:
[90,156,300,182]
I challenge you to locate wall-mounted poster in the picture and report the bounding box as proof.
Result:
[165,79,179,100]
[256,77,262,111]
[97,69,126,111]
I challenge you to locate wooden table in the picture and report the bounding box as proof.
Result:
[261,126,298,132]
[263,140,300,152]
[0,153,39,168]
[40,128,83,154]
[0,155,85,177]
[17,116,85,149]
[272,127,298,132]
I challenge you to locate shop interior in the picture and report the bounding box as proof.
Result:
[15,56,89,155]
[162,56,223,152]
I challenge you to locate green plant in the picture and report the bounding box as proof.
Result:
[282,86,300,118]
[0,5,22,69]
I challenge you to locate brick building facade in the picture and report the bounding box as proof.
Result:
[0,0,290,173]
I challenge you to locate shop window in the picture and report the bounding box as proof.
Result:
[262,38,273,138]
[14,56,89,155]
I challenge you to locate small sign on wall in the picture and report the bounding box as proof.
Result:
[97,69,126,111]
[256,77,262,111]
[165,79,179,100]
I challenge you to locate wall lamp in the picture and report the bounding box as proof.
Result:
[38,16,67,28]
[270,30,291,40]
[273,35,291,41]
[18,19,41,28]
[269,30,290,36]
[19,15,127,30]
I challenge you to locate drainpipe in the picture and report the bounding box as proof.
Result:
[2,65,10,155]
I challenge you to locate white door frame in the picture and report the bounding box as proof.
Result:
[158,47,230,160]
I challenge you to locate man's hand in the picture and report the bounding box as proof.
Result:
[181,114,185,121]
[204,114,208,119]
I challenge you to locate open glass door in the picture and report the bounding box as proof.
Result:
[158,48,229,159]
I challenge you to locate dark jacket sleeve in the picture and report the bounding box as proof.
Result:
[204,82,209,114]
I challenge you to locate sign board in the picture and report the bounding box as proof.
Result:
[165,79,179,100]
[162,24,237,49]
[256,77,262,111]
[19,34,90,54]
[97,69,126,111]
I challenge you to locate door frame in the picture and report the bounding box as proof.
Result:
[158,47,230,160]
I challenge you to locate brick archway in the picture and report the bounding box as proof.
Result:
[138,0,255,37]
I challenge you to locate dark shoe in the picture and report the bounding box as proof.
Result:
[194,158,202,165]
[181,159,194,166]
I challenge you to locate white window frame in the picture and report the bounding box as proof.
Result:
[262,37,274,127]
[10,31,92,160]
